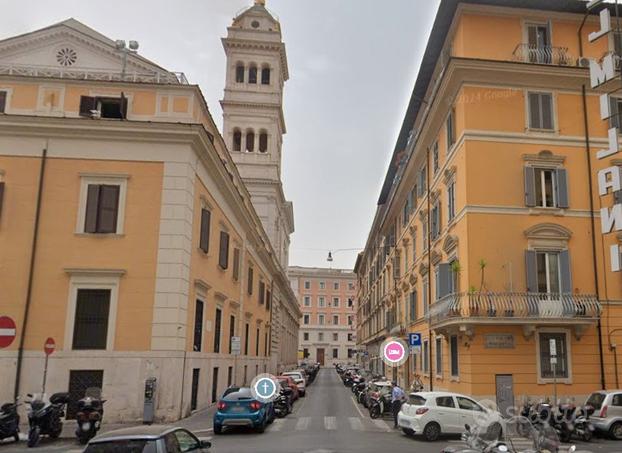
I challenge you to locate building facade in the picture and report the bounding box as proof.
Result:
[0,11,299,424]
[289,267,357,367]
[221,0,294,270]
[356,0,622,413]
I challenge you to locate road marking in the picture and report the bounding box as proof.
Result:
[271,418,285,432]
[295,416,311,430]
[324,416,337,430]
[349,416,364,431]
[351,395,366,418]
[192,428,213,433]
[372,418,393,432]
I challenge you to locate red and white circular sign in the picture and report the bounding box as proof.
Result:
[0,316,17,349]
[44,337,56,356]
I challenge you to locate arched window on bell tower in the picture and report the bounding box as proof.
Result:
[259,131,268,153]
[235,63,245,83]
[246,130,255,152]
[261,66,270,85]
[249,65,258,84]
[233,129,242,151]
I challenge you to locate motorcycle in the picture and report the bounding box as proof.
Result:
[26,392,70,448]
[442,423,509,453]
[273,391,292,418]
[573,404,594,442]
[0,400,20,443]
[368,391,392,419]
[75,387,105,444]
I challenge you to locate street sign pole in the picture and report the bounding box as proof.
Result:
[550,339,557,404]
[42,353,49,394]
[42,337,55,395]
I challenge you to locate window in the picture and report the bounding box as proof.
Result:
[348,348,354,359]
[423,340,429,373]
[457,397,484,412]
[247,266,254,295]
[193,300,204,352]
[79,95,128,119]
[246,131,255,152]
[450,335,459,377]
[319,296,325,307]
[348,282,355,290]
[249,65,258,84]
[422,220,428,250]
[261,67,270,85]
[409,291,417,321]
[347,297,353,308]
[303,332,309,341]
[418,167,427,197]
[214,308,222,353]
[259,281,266,304]
[258,132,268,153]
[348,333,353,342]
[448,181,455,221]
[318,314,325,325]
[431,201,441,240]
[524,166,568,209]
[333,348,338,359]
[403,199,410,226]
[304,296,311,307]
[236,64,245,82]
[233,129,242,151]
[228,315,235,354]
[219,231,229,269]
[433,141,439,174]
[303,348,309,358]
[434,267,441,301]
[256,328,260,356]
[304,281,311,289]
[319,281,326,290]
[527,23,551,64]
[245,323,250,355]
[228,366,233,387]
[72,289,111,350]
[539,331,569,379]
[347,315,353,326]
[199,208,211,253]
[233,248,241,281]
[435,337,442,375]
[333,315,339,325]
[333,297,339,307]
[528,92,554,130]
[334,282,340,290]
[436,396,455,408]
[610,97,622,129]
[318,332,324,341]
[536,168,556,207]
[84,184,120,234]
[333,332,338,341]
[536,251,562,294]
[0,91,6,113]
[412,233,417,262]
[303,314,310,325]
[447,109,456,150]
[423,281,429,314]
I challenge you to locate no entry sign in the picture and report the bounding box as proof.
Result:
[0,316,17,348]
[44,337,56,356]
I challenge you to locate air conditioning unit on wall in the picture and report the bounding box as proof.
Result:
[577,57,591,68]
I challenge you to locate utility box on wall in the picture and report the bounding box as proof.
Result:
[143,377,157,424]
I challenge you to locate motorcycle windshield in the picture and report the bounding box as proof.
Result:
[506,416,560,452]
[85,387,102,399]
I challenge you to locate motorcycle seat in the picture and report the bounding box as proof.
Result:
[0,403,15,413]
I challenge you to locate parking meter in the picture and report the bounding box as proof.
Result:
[143,377,157,424]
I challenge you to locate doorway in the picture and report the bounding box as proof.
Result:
[191,369,200,411]
[317,348,325,366]
[67,370,103,419]
[495,374,514,418]
[211,367,219,403]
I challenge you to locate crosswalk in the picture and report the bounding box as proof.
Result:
[446,437,578,452]
[269,415,393,433]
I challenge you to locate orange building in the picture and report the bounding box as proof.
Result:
[356,0,622,413]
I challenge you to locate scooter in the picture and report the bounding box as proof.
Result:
[442,424,509,453]
[26,392,70,448]
[0,400,20,443]
[574,405,595,442]
[75,388,105,444]
[369,391,392,419]
[273,390,292,418]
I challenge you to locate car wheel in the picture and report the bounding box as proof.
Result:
[423,422,441,442]
[402,427,414,436]
[213,425,223,435]
[610,422,622,440]
[256,420,267,433]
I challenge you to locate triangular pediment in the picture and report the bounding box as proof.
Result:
[0,18,172,77]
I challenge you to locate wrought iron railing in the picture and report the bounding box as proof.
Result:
[512,44,573,66]
[427,292,601,326]
[0,63,188,85]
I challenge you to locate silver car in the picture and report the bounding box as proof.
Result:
[84,425,212,452]
[586,390,622,439]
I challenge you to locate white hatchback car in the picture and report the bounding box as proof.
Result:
[397,391,505,441]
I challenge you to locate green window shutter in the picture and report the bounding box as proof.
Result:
[219,231,229,269]
[529,93,541,128]
[525,250,538,293]
[98,185,119,233]
[84,184,100,233]
[200,209,211,253]
[556,168,569,208]
[560,250,573,294]
[524,167,536,207]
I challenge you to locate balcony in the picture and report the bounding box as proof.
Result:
[427,292,601,339]
[512,44,573,66]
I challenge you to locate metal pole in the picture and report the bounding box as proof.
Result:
[553,361,558,406]
[42,354,49,394]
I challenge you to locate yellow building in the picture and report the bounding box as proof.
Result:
[0,17,299,422]
[355,0,622,413]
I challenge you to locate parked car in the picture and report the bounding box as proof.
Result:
[213,387,275,434]
[282,371,306,397]
[397,391,505,442]
[277,376,299,402]
[585,390,622,439]
[84,425,211,452]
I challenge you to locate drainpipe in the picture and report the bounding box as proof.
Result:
[14,146,48,401]
[427,145,433,391]
[578,16,606,390]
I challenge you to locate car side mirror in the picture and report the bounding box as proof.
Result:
[200,440,212,448]
[465,424,471,431]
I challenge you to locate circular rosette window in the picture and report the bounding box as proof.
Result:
[56,48,78,66]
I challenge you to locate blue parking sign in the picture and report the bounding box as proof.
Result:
[408,333,421,347]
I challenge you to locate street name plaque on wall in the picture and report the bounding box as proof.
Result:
[484,334,515,349]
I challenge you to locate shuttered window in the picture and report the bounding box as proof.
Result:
[229,315,235,354]
[423,340,429,373]
[247,266,254,295]
[450,335,459,377]
[0,91,6,113]
[84,184,120,234]
[218,231,229,269]
[448,181,456,221]
[259,281,266,304]
[0,181,5,221]
[214,308,222,353]
[193,300,204,352]
[409,291,417,321]
[435,337,443,375]
[79,95,128,119]
[528,92,554,130]
[266,289,271,310]
[524,167,568,208]
[244,323,250,355]
[199,209,211,253]
[525,249,572,294]
[72,289,111,350]
[233,248,241,281]
[431,201,441,240]
[447,109,456,150]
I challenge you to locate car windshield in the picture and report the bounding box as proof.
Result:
[408,394,426,405]
[84,440,157,453]
[587,393,606,410]
[223,388,253,401]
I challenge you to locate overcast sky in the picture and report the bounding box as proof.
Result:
[1,0,440,270]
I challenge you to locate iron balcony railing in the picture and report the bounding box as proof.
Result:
[427,292,601,327]
[512,44,573,66]
[0,63,188,85]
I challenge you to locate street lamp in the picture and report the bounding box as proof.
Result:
[115,39,140,79]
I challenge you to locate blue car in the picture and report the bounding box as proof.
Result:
[213,387,275,434]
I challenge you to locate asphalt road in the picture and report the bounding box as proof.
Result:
[2,369,621,453]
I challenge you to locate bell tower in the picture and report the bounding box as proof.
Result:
[221,1,294,269]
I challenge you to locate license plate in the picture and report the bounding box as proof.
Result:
[231,406,245,413]
[81,422,91,431]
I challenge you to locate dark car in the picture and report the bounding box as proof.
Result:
[84,425,211,452]
[213,387,275,434]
